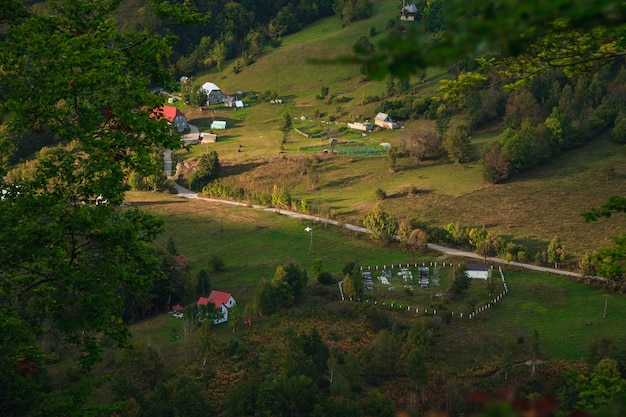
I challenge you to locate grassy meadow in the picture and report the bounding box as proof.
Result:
[126,192,626,368]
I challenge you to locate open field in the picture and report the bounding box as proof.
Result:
[126,192,626,368]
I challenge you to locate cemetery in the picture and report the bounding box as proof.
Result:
[343,261,507,320]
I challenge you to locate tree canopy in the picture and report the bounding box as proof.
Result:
[0,0,180,413]
[348,0,626,83]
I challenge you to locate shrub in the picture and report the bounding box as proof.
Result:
[375,188,386,200]
[232,59,244,74]
[210,255,225,272]
[317,271,335,285]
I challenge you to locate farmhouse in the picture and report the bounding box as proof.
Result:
[151,105,188,133]
[465,263,490,279]
[400,3,419,21]
[197,290,236,324]
[201,82,227,105]
[374,112,399,130]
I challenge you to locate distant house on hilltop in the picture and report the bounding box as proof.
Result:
[197,290,236,324]
[151,105,188,133]
[201,82,227,105]
[400,2,419,21]
[374,112,399,130]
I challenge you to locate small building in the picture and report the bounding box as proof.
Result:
[400,3,419,21]
[465,263,490,280]
[151,105,188,133]
[200,133,217,143]
[224,96,244,108]
[374,112,399,130]
[210,120,227,130]
[181,132,200,145]
[197,290,236,324]
[201,82,227,105]
[347,121,373,132]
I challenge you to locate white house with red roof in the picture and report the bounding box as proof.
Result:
[197,290,236,324]
[151,105,188,133]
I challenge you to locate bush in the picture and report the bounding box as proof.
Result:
[232,59,244,74]
[189,151,221,192]
[375,188,386,200]
[317,271,335,285]
[210,255,225,272]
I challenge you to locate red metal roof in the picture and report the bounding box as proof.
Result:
[151,105,183,123]
[197,296,211,307]
[197,290,233,308]
[208,290,233,307]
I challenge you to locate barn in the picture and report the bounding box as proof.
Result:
[201,82,227,105]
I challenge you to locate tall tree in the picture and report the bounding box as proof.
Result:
[406,349,428,400]
[530,329,540,376]
[451,265,471,295]
[444,124,472,163]
[278,111,293,146]
[363,202,399,242]
[211,40,227,76]
[547,236,566,269]
[0,0,179,413]
[583,196,626,285]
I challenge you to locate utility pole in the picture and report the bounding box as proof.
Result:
[305,227,313,255]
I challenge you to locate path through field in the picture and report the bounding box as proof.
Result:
[169,182,585,279]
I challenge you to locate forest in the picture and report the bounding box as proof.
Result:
[1,0,626,416]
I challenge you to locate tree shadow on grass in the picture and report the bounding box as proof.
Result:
[189,116,243,130]
[221,160,267,177]
[324,174,367,188]
[386,187,434,199]
[211,134,240,142]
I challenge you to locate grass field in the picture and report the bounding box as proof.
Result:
[126,192,626,368]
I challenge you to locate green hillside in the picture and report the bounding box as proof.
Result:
[170,4,626,265]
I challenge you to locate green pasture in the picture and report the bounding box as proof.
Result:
[127,193,421,290]
[484,269,626,361]
[126,192,626,367]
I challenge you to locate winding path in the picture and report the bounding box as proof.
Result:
[166,179,583,279]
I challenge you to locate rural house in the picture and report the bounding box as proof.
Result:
[400,3,418,21]
[197,290,236,324]
[201,82,227,105]
[374,112,399,130]
[151,105,188,133]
